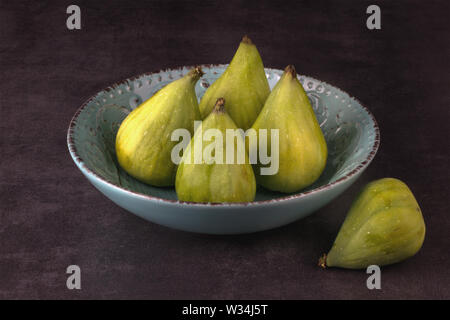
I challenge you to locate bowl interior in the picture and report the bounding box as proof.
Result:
[68,65,378,201]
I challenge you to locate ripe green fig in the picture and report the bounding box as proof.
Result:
[199,36,270,130]
[176,98,256,203]
[320,178,426,269]
[115,67,203,186]
[250,65,327,193]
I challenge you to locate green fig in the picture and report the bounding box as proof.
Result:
[199,36,270,130]
[250,65,327,193]
[115,67,203,186]
[320,178,426,269]
[176,98,256,203]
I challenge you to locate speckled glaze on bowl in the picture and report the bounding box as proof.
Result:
[67,65,380,234]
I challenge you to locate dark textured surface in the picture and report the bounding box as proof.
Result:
[1,0,449,299]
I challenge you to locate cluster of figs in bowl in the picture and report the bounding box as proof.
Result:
[67,37,381,235]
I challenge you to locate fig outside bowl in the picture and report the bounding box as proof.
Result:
[67,65,380,235]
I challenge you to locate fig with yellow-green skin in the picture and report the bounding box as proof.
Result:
[250,65,327,193]
[115,67,203,186]
[199,35,270,130]
[176,98,256,203]
[320,178,426,269]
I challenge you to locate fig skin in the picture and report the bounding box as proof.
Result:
[250,65,327,193]
[323,178,426,269]
[176,98,256,203]
[199,35,270,130]
[115,67,203,187]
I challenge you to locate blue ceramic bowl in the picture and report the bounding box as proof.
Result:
[67,65,380,234]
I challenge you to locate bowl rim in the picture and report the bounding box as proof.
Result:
[67,64,380,207]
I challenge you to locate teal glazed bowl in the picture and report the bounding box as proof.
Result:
[67,65,380,234]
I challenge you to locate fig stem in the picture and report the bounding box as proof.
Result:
[213,98,226,113]
[188,66,204,81]
[284,65,297,78]
[318,253,327,269]
[241,35,253,45]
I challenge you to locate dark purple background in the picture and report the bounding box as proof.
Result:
[1,0,449,299]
